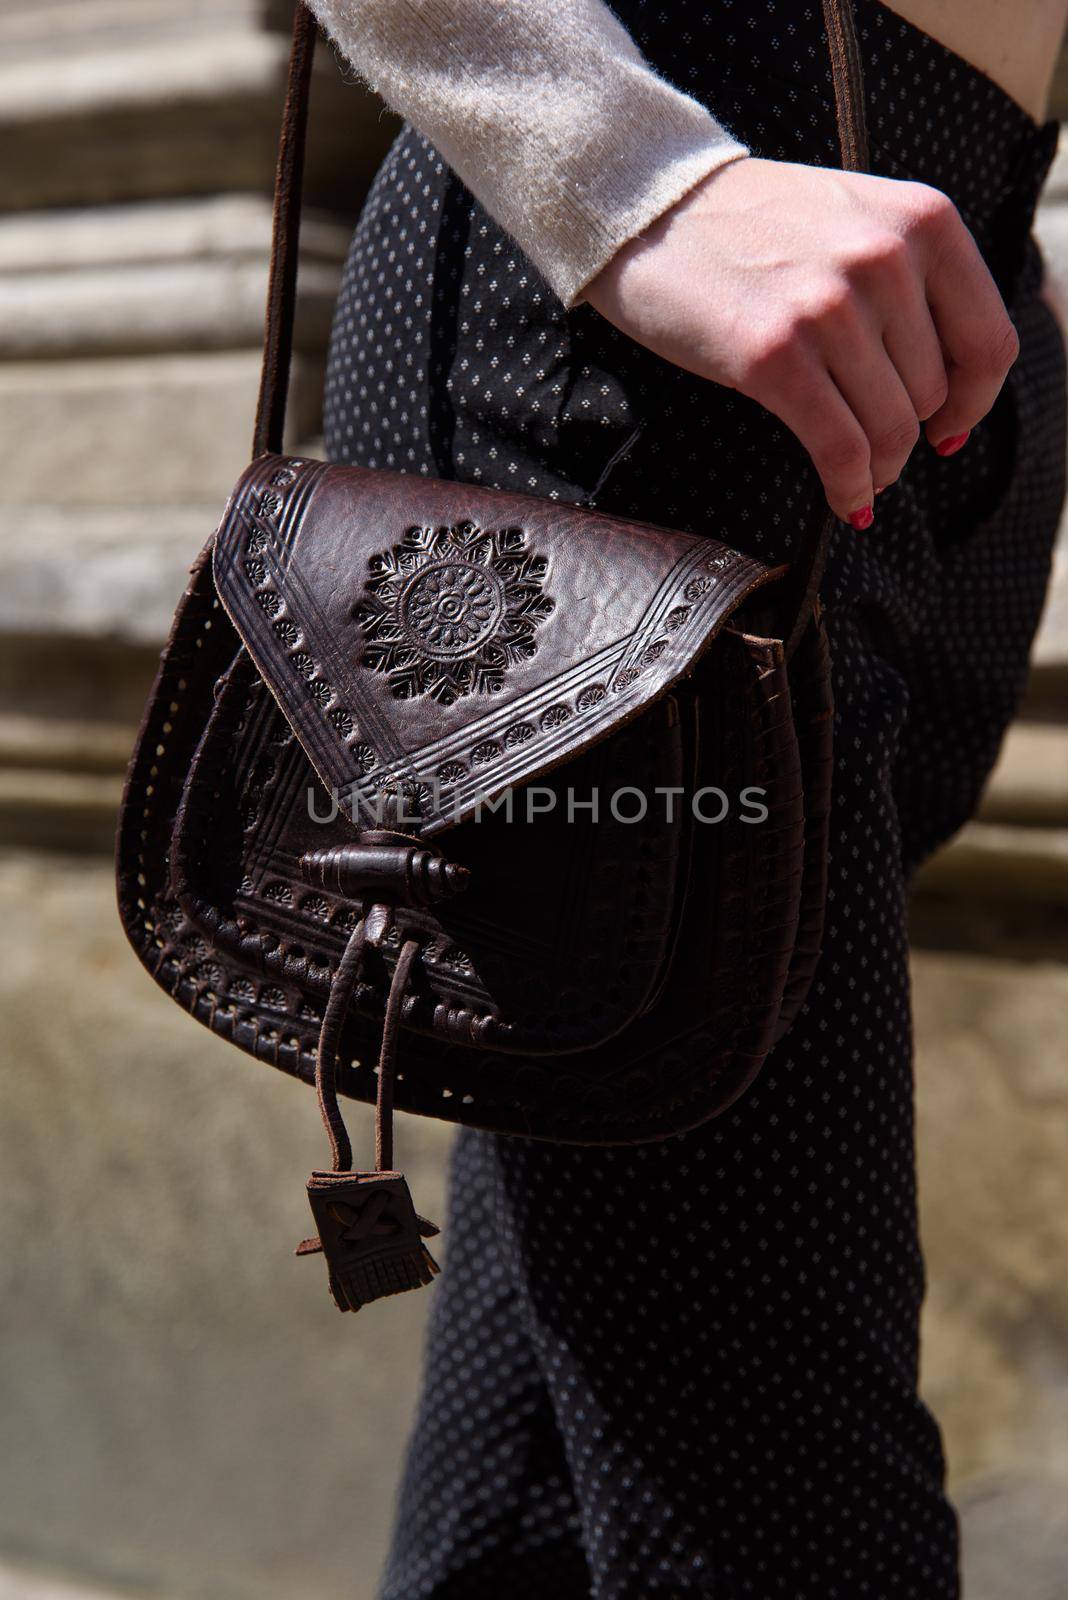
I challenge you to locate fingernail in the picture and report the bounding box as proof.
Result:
[848,504,874,530]
[874,484,888,495]
[935,430,970,457]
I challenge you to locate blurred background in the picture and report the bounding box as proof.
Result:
[0,2,1066,1597]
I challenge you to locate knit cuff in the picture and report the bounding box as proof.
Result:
[309,0,751,305]
[550,136,750,308]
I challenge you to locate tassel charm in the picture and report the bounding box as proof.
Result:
[301,1169,440,1313]
[301,918,437,1318]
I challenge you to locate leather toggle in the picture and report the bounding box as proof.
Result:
[300,1170,440,1313]
[300,837,469,907]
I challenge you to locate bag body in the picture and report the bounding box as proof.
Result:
[117,452,832,1145]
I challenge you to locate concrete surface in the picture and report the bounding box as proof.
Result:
[1,852,1066,1599]
[913,955,1068,1599]
[0,851,451,1600]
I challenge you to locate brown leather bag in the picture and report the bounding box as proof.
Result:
[117,0,869,1314]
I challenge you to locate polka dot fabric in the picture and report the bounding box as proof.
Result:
[322,4,1066,1596]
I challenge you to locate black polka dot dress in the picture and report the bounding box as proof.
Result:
[322,3,1066,1595]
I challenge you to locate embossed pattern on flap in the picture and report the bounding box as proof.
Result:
[213,454,779,835]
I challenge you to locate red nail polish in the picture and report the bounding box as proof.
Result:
[935,430,970,457]
[848,504,874,530]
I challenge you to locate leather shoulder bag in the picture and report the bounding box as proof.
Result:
[117,0,870,1315]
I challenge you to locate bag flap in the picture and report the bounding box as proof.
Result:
[213,453,781,835]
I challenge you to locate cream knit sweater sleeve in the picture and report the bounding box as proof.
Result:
[306,0,749,306]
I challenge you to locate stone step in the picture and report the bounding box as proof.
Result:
[0,716,134,775]
[0,27,393,212]
[979,722,1068,826]
[0,258,342,361]
[0,196,350,360]
[0,0,279,58]
[0,351,321,507]
[0,194,350,274]
[1025,546,1068,714]
[916,820,1068,903]
[0,768,120,855]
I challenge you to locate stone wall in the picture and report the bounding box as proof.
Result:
[1,5,1066,1597]
[0,0,393,754]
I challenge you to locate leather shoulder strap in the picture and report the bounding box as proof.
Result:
[779,0,871,653]
[252,1,871,641]
[822,0,870,173]
[252,1,317,459]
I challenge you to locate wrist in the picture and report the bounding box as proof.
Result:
[584,151,752,311]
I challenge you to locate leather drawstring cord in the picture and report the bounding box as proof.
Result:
[298,915,441,1313]
[293,844,465,1311]
[373,937,420,1172]
[314,917,368,1174]
[313,913,422,1178]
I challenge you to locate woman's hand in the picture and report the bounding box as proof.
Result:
[584,156,1019,527]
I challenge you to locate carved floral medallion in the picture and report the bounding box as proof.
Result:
[353,520,555,704]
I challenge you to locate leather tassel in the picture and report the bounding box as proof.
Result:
[300,915,439,1315]
[300,1169,439,1313]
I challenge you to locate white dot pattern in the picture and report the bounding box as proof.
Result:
[322,5,1067,1595]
